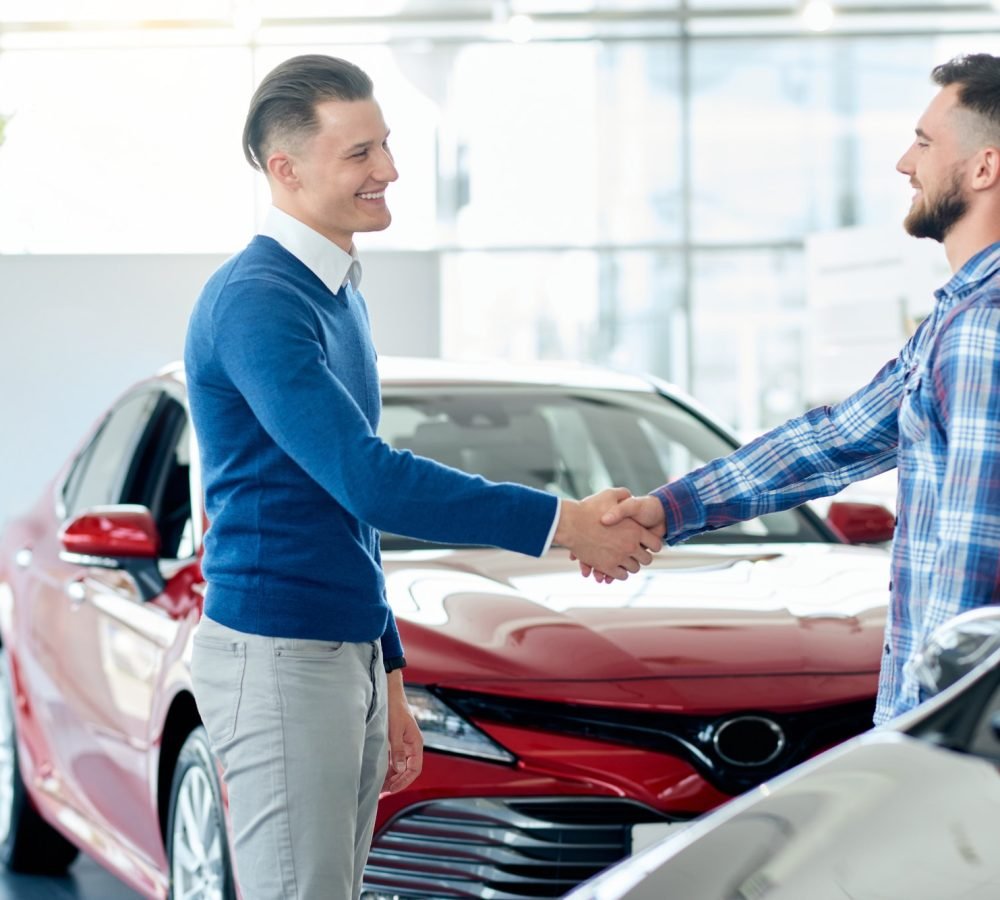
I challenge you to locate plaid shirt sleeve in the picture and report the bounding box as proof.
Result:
[923,300,1000,636]
[654,344,916,545]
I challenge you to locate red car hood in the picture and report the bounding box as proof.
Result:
[385,542,888,708]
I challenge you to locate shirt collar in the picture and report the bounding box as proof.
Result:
[259,206,362,295]
[935,239,1000,306]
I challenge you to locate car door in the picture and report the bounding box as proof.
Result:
[26,388,196,870]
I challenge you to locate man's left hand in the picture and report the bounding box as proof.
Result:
[382,670,423,794]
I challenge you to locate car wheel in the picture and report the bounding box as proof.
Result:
[0,647,80,874]
[167,726,236,900]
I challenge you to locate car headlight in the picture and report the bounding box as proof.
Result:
[405,686,515,763]
[911,607,1000,697]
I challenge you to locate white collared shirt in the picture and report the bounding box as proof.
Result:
[260,205,362,296]
[257,205,561,553]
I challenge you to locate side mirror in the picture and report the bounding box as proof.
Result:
[826,501,895,544]
[60,505,160,559]
[59,505,164,601]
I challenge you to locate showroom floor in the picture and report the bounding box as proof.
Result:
[0,855,143,899]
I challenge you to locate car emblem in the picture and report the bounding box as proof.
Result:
[712,715,786,767]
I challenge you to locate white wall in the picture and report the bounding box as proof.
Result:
[0,251,439,522]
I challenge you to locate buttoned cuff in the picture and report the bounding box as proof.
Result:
[653,477,706,544]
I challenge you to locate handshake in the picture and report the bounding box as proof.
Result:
[553,488,666,584]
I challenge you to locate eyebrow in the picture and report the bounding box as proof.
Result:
[915,127,932,141]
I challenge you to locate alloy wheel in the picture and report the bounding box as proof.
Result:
[170,763,226,900]
[0,666,15,845]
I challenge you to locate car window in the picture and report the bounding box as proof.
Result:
[63,391,161,519]
[120,397,194,561]
[378,387,824,549]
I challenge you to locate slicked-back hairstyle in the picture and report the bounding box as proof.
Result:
[242,54,373,171]
[931,53,1000,146]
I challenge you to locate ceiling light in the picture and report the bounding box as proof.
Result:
[801,0,835,31]
[507,13,535,43]
[231,0,261,38]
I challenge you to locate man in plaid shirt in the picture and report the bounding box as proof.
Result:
[596,53,1000,725]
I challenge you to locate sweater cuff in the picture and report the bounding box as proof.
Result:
[383,655,407,673]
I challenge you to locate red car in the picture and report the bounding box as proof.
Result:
[0,358,893,900]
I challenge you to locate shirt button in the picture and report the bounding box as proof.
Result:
[884,643,891,655]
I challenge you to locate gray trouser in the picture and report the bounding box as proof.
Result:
[190,616,389,900]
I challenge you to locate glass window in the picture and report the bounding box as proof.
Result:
[690,249,806,432]
[592,42,684,244]
[378,385,822,548]
[441,248,686,384]
[441,250,602,362]
[690,40,843,242]
[0,46,253,253]
[595,250,687,386]
[119,399,194,560]
[63,391,161,519]
[449,42,602,246]
[0,1,231,21]
[850,38,939,227]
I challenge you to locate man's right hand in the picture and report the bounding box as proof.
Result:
[576,494,667,583]
[554,488,663,581]
[601,494,666,530]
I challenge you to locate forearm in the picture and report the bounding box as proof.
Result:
[657,366,903,543]
[386,668,405,699]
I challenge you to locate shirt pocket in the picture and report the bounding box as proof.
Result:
[898,366,930,446]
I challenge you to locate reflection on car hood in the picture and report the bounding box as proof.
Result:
[566,732,1000,900]
[384,543,888,692]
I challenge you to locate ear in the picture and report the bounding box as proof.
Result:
[266,151,300,190]
[971,146,1000,191]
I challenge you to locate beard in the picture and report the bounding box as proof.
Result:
[903,168,968,243]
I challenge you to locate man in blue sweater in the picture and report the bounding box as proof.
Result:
[185,54,663,900]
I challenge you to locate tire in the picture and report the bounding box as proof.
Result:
[167,726,236,900]
[0,647,80,874]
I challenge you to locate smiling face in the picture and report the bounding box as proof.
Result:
[896,85,971,243]
[266,98,398,251]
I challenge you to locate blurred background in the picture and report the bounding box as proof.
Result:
[0,0,992,517]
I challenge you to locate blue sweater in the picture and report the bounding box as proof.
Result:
[184,236,558,661]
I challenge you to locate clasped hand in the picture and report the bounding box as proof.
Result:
[554,488,665,582]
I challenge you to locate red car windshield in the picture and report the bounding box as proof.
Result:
[378,386,828,549]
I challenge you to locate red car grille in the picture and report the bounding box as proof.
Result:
[363,797,675,899]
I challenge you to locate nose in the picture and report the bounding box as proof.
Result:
[896,145,914,176]
[377,147,398,184]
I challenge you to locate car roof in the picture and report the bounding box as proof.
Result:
[157,357,665,394]
[377,356,660,392]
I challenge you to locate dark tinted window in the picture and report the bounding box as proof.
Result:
[378,387,826,549]
[63,391,161,519]
[120,397,194,560]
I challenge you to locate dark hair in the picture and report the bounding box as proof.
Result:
[242,54,373,171]
[932,54,1000,138]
